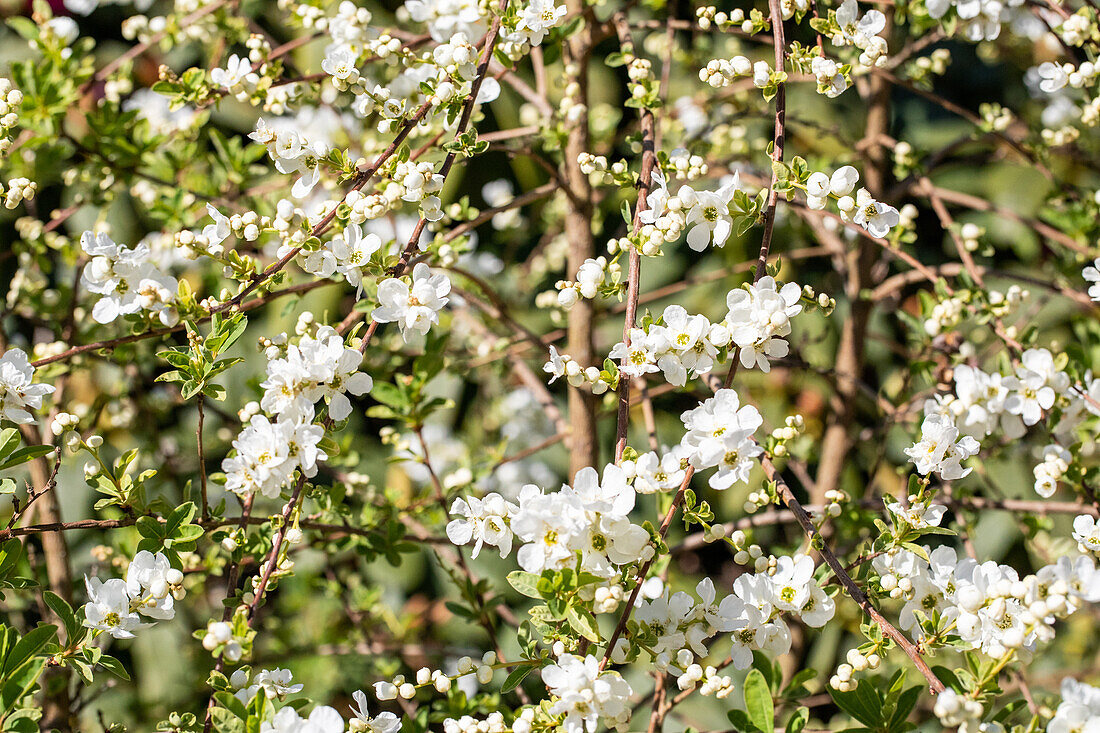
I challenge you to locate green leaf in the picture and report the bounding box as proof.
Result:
[786,707,809,733]
[566,606,600,642]
[96,654,130,681]
[0,446,54,472]
[501,664,535,693]
[2,624,57,678]
[506,571,541,599]
[42,592,79,642]
[744,669,774,733]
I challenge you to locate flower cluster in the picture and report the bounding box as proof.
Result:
[370,263,452,342]
[542,654,632,733]
[83,551,185,639]
[874,546,1100,656]
[546,277,807,393]
[1048,678,1100,733]
[260,324,373,422]
[804,165,899,238]
[80,231,179,326]
[249,118,331,199]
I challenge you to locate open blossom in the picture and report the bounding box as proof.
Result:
[210,54,252,91]
[1072,514,1100,554]
[371,263,451,341]
[80,231,179,326]
[848,188,899,238]
[222,415,327,498]
[542,654,633,733]
[517,0,567,45]
[349,690,400,733]
[332,224,383,294]
[887,499,948,529]
[0,348,54,425]
[83,550,183,640]
[447,492,517,558]
[261,327,373,422]
[682,176,739,251]
[680,389,763,471]
[1004,348,1068,425]
[261,706,346,733]
[724,277,803,372]
[904,413,980,479]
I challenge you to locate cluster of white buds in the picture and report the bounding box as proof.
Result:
[375,652,496,700]
[1059,11,1093,46]
[959,222,983,252]
[1041,126,1080,147]
[699,57,773,90]
[668,149,708,180]
[695,6,753,33]
[878,566,913,600]
[979,102,1013,132]
[743,487,774,516]
[822,489,847,518]
[389,160,445,220]
[934,690,985,729]
[49,412,80,448]
[1033,444,1071,498]
[892,141,918,173]
[733,538,770,572]
[0,79,22,154]
[367,34,406,60]
[443,713,508,733]
[202,620,246,662]
[923,295,966,337]
[577,152,608,176]
[829,647,881,690]
[676,662,733,697]
[626,56,655,99]
[2,178,35,209]
[556,257,619,308]
[986,285,1027,317]
[590,583,625,613]
[768,414,805,457]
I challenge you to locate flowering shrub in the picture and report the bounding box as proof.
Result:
[1,0,1100,731]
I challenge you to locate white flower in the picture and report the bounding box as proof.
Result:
[850,188,900,238]
[904,413,980,480]
[542,654,633,733]
[211,54,253,91]
[350,690,401,733]
[724,276,803,372]
[124,550,175,620]
[887,500,948,529]
[222,415,327,499]
[447,492,517,558]
[0,348,54,425]
[261,706,346,733]
[371,263,451,341]
[1037,62,1069,93]
[254,668,304,699]
[518,0,567,45]
[83,577,144,639]
[680,389,763,469]
[1072,514,1100,554]
[683,177,739,251]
